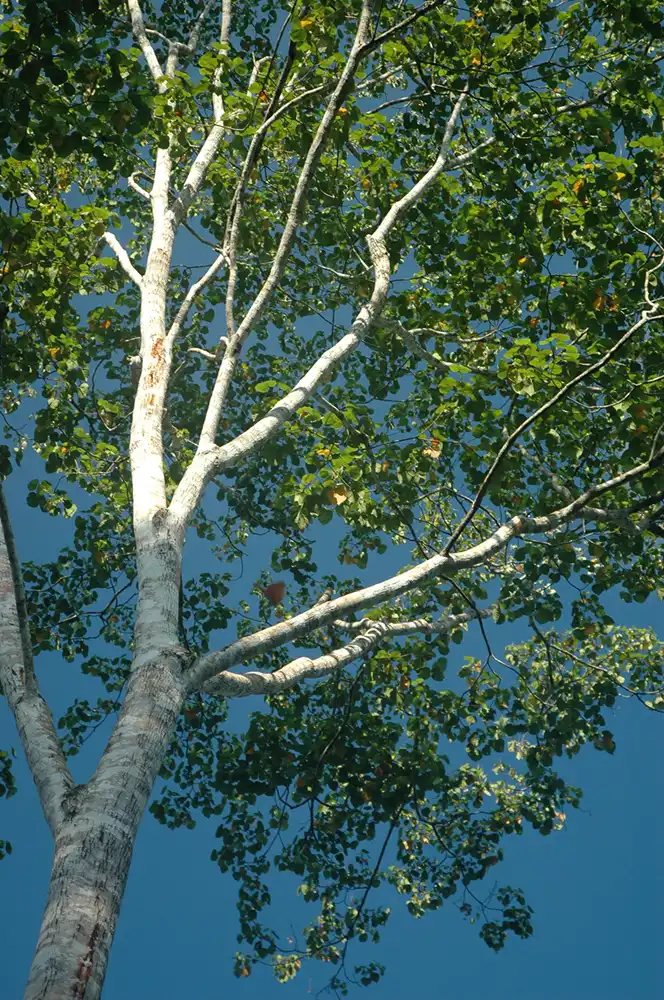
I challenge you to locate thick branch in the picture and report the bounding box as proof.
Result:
[127,0,164,83]
[0,486,72,834]
[188,445,664,692]
[201,606,493,697]
[171,75,471,523]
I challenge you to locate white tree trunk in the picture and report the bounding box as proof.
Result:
[25,651,187,1000]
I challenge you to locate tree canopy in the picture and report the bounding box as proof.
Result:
[1,1,664,996]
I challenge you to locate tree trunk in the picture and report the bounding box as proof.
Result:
[25,651,188,999]
[25,804,133,1000]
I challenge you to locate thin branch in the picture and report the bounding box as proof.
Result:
[443,136,495,170]
[371,83,469,247]
[102,232,143,287]
[188,3,375,455]
[128,171,151,200]
[167,251,228,344]
[211,0,233,119]
[362,0,451,58]
[388,318,489,373]
[226,2,375,349]
[223,12,301,340]
[443,307,664,555]
[186,0,215,55]
[188,346,219,361]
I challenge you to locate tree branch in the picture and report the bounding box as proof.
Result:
[443,308,664,555]
[127,0,164,84]
[388,318,489,373]
[128,171,151,200]
[170,76,472,525]
[223,1,374,351]
[166,251,228,345]
[200,606,494,697]
[0,486,73,835]
[102,232,143,287]
[187,443,664,692]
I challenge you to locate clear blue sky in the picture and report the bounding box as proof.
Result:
[1,449,663,998]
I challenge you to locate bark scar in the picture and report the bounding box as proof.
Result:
[73,922,100,997]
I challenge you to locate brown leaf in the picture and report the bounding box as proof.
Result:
[326,485,348,505]
[260,581,286,606]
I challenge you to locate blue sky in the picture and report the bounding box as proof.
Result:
[1,448,663,998]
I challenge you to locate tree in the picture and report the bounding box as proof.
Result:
[2,0,664,996]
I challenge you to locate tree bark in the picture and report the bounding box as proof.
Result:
[24,650,188,1000]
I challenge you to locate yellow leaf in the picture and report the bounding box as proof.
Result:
[572,177,584,194]
[517,256,528,264]
[615,171,626,180]
[299,17,314,28]
[47,346,61,359]
[337,107,349,116]
[326,485,348,505]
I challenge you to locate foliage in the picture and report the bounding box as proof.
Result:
[2,0,664,992]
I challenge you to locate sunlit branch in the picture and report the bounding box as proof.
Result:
[167,252,228,345]
[188,440,664,693]
[127,0,164,84]
[171,74,473,527]
[201,605,495,697]
[128,171,151,200]
[102,232,143,287]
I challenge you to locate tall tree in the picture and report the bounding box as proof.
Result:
[2,1,664,996]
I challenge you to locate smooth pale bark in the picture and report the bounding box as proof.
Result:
[25,653,187,1000]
